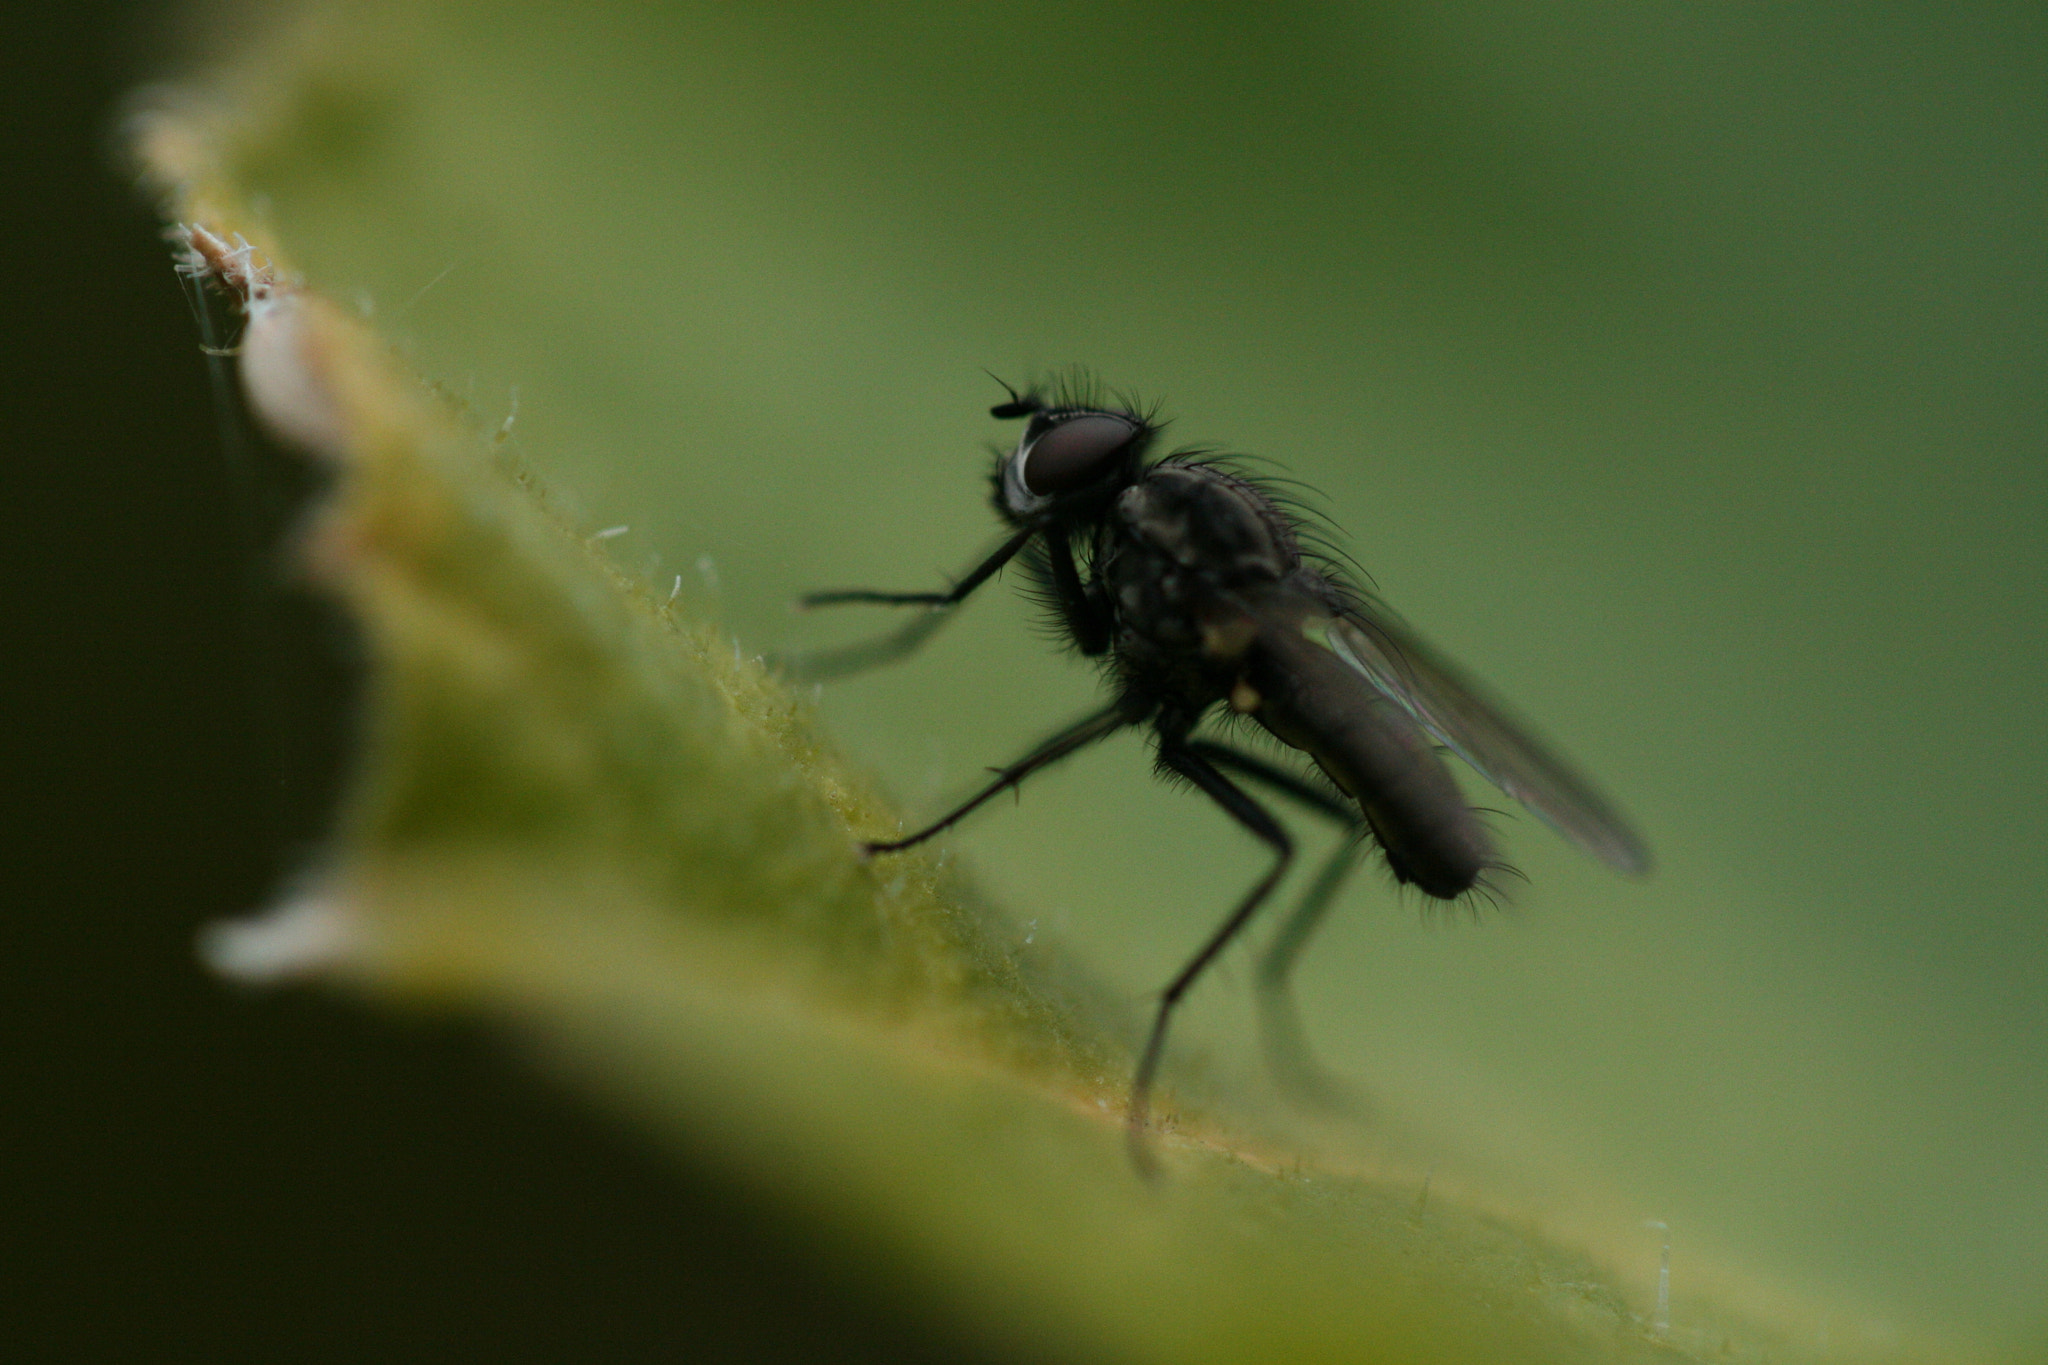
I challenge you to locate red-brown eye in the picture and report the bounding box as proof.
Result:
[1019,413,1142,495]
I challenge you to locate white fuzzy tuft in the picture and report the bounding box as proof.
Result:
[198,890,362,983]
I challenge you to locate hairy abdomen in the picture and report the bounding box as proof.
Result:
[1247,622,1493,899]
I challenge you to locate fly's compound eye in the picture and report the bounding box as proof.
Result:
[1018,413,1143,496]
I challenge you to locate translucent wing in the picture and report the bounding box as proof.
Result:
[1312,605,1651,875]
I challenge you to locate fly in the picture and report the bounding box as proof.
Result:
[794,374,1649,1168]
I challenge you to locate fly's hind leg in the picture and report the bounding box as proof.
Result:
[1129,741,1295,1174]
[1253,835,1370,1114]
[1185,740,1370,1115]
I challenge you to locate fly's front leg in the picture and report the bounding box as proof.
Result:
[800,524,1038,610]
[781,525,1039,681]
[1128,741,1293,1174]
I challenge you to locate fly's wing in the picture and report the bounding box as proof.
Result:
[1311,605,1652,875]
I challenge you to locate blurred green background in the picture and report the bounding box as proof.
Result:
[9,0,2040,1357]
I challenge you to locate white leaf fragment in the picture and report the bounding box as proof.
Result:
[199,889,364,983]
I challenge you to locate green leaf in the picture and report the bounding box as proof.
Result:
[129,8,1954,1362]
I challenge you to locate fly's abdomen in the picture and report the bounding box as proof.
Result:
[1246,621,1494,898]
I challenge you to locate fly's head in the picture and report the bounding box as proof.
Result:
[990,386,1156,524]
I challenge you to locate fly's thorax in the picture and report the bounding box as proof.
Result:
[1105,477,1282,648]
[1113,464,1298,581]
[1098,468,1301,709]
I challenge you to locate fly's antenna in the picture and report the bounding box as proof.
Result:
[985,370,1041,419]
